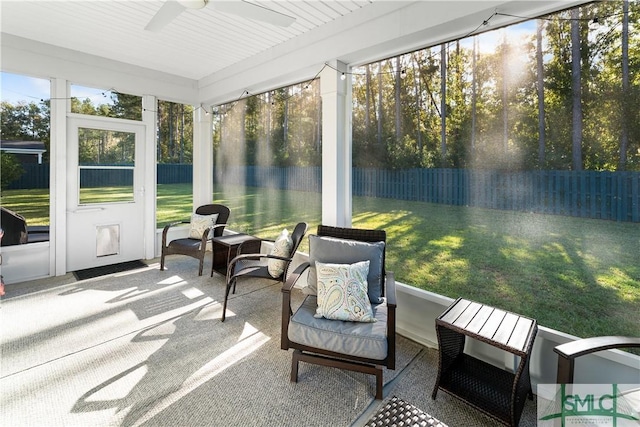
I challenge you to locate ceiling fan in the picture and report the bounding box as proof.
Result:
[145,0,296,32]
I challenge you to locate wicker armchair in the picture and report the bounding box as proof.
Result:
[281,225,396,400]
[221,222,308,321]
[160,204,230,275]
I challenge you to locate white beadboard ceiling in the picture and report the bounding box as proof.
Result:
[0,0,377,81]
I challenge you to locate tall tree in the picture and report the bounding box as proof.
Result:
[440,43,447,160]
[471,36,478,154]
[619,0,630,170]
[501,35,509,155]
[365,64,372,136]
[537,19,546,167]
[377,62,383,146]
[571,8,583,171]
[411,54,423,152]
[394,56,402,143]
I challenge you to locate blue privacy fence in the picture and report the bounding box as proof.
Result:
[8,164,640,222]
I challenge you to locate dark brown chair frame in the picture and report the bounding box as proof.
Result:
[160,204,230,276]
[221,222,308,322]
[555,336,640,384]
[1,207,49,245]
[281,225,396,400]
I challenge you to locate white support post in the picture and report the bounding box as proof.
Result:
[50,78,67,276]
[193,105,213,208]
[321,61,352,227]
[142,95,157,260]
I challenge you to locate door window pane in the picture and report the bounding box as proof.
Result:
[78,128,135,204]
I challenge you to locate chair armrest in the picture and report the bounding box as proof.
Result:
[161,220,190,247]
[555,336,640,360]
[385,271,397,307]
[204,223,228,240]
[236,238,265,255]
[554,336,640,384]
[282,262,310,293]
[226,252,294,282]
[194,223,230,248]
[385,271,397,369]
[281,262,310,350]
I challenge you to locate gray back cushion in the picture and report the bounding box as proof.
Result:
[305,234,385,304]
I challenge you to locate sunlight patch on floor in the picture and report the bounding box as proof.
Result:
[130,327,271,427]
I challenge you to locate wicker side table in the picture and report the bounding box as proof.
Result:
[431,298,537,427]
[210,233,256,276]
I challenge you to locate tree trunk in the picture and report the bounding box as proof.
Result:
[619,0,629,171]
[571,8,583,171]
[411,54,423,152]
[502,33,509,155]
[377,63,383,146]
[179,104,184,163]
[169,102,174,161]
[365,64,371,135]
[157,102,162,161]
[316,86,321,153]
[440,43,447,160]
[283,92,289,149]
[395,56,402,143]
[266,91,272,155]
[537,19,546,167]
[471,36,477,154]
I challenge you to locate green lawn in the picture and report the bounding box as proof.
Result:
[2,184,639,340]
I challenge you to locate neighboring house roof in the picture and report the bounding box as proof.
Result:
[0,140,47,164]
[0,140,46,154]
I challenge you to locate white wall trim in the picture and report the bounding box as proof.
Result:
[1,34,198,105]
[50,78,67,276]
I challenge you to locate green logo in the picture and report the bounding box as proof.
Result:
[538,384,640,426]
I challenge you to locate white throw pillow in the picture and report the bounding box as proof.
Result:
[267,229,293,278]
[189,213,219,239]
[314,260,376,323]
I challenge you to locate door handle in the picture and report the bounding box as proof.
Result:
[70,207,105,213]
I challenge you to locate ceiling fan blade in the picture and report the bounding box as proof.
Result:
[145,1,186,32]
[212,1,295,27]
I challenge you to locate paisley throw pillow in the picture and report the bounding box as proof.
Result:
[314,260,376,323]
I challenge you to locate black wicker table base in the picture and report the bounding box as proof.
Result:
[432,298,537,427]
[364,395,448,427]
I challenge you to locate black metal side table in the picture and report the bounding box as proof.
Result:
[432,298,537,427]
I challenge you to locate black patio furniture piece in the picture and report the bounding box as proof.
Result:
[281,225,396,400]
[221,222,308,322]
[160,204,230,276]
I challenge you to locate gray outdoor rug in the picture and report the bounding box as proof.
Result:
[0,256,422,427]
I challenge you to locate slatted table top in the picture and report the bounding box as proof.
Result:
[212,233,254,246]
[437,298,537,356]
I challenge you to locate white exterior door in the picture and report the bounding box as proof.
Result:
[66,116,146,271]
